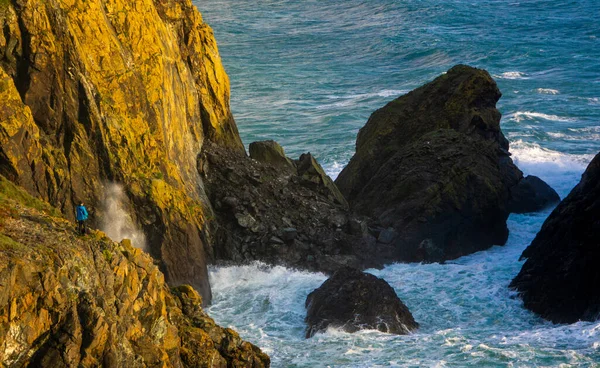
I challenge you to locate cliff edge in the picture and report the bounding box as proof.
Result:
[0,176,269,367]
[0,0,244,302]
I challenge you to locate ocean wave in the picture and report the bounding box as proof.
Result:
[567,126,600,133]
[510,140,594,171]
[325,89,408,100]
[494,71,528,80]
[318,89,408,110]
[506,111,576,123]
[536,88,559,95]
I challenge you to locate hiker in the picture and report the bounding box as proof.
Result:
[76,202,89,235]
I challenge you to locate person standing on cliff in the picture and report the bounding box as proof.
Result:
[76,202,89,235]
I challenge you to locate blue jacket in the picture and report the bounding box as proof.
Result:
[76,205,89,221]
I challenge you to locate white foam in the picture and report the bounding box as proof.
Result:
[494,71,528,80]
[536,88,560,95]
[323,160,346,180]
[510,140,593,171]
[506,111,576,123]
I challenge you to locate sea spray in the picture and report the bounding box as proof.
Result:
[101,183,147,251]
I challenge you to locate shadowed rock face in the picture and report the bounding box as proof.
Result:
[335,65,558,262]
[0,176,269,367]
[304,267,418,338]
[200,142,386,274]
[0,0,244,302]
[510,152,600,324]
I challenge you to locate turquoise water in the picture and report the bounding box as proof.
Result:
[197,1,600,366]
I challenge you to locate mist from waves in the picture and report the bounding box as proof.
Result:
[100,182,147,251]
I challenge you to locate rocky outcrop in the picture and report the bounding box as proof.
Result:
[510,152,600,323]
[249,140,295,173]
[0,176,269,367]
[508,175,560,213]
[199,142,388,274]
[0,0,244,302]
[335,65,558,262]
[304,267,418,338]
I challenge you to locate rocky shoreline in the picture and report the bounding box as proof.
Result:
[1,0,598,365]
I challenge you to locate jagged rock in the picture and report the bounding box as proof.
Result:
[0,176,269,367]
[249,140,296,173]
[335,65,558,262]
[510,152,600,323]
[297,153,349,209]
[304,267,418,338]
[378,228,398,244]
[281,227,298,241]
[508,175,560,213]
[0,0,246,303]
[348,218,368,236]
[199,142,385,274]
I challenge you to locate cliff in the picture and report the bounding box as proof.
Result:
[0,176,269,367]
[510,151,600,323]
[0,0,245,302]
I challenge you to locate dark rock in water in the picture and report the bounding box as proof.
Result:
[508,175,560,213]
[305,267,418,338]
[199,142,386,274]
[510,152,600,323]
[297,153,349,209]
[249,140,296,173]
[335,65,558,262]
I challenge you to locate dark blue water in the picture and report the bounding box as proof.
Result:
[196,1,600,366]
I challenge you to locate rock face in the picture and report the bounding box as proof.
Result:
[199,142,387,273]
[249,140,295,173]
[335,65,558,262]
[0,176,269,367]
[304,267,418,338]
[510,152,600,323]
[0,0,244,302]
[508,175,560,213]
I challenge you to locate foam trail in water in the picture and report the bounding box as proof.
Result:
[507,111,576,123]
[494,71,528,80]
[536,88,559,95]
[101,183,147,251]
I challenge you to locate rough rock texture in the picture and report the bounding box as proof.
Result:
[249,140,295,173]
[297,153,349,209]
[0,176,269,367]
[199,142,388,273]
[508,175,560,213]
[304,267,418,338]
[0,0,244,302]
[335,65,558,262]
[510,152,600,323]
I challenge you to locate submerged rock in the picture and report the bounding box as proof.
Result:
[510,152,600,323]
[305,267,418,338]
[0,176,269,367]
[335,65,558,262]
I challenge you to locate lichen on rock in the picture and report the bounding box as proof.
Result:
[0,0,245,303]
[0,175,269,367]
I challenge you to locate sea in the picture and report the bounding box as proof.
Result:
[195,1,600,366]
